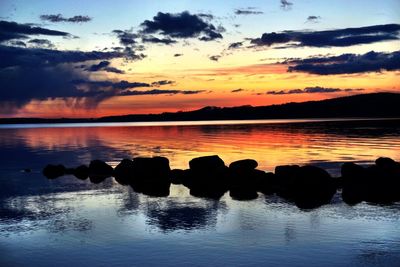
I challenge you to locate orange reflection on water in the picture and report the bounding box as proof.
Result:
[3,120,399,173]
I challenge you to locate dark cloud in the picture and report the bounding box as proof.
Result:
[0,45,128,69]
[174,53,183,57]
[287,50,400,75]
[0,20,70,42]
[112,30,138,46]
[209,55,221,61]
[142,36,177,45]
[140,11,223,42]
[267,86,364,95]
[231,88,244,93]
[151,80,175,87]
[280,0,293,10]
[228,41,243,49]
[9,40,26,47]
[27,38,54,48]
[40,14,92,23]
[198,13,214,20]
[306,16,321,23]
[85,60,125,74]
[251,24,400,48]
[234,9,263,15]
[0,45,145,113]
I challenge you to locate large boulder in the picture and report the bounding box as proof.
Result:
[228,159,260,200]
[113,159,135,185]
[130,156,171,197]
[229,159,258,171]
[341,158,400,205]
[43,164,66,179]
[275,165,336,209]
[185,155,229,199]
[88,160,113,183]
[341,162,366,205]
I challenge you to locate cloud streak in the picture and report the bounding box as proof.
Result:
[250,24,400,48]
[0,20,70,42]
[266,87,364,95]
[287,50,400,75]
[40,14,92,23]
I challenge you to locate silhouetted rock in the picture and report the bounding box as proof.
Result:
[43,164,65,179]
[275,165,336,209]
[189,155,225,172]
[130,156,171,197]
[256,171,276,195]
[170,169,188,185]
[341,162,366,205]
[88,160,113,183]
[229,159,258,171]
[114,159,134,185]
[227,159,261,200]
[185,155,229,199]
[375,157,398,169]
[73,165,89,180]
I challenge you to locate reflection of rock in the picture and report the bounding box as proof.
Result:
[88,160,113,183]
[144,199,224,232]
[341,158,400,205]
[129,156,171,197]
[184,155,229,199]
[43,164,65,179]
[73,165,89,180]
[275,165,336,209]
[113,159,134,185]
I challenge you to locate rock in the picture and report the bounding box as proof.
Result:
[229,159,258,171]
[341,162,366,205]
[189,155,225,172]
[275,165,336,209]
[43,164,65,179]
[375,157,398,169]
[185,155,229,199]
[227,160,262,200]
[113,159,134,185]
[170,169,188,185]
[130,156,171,197]
[73,165,89,180]
[88,160,113,183]
[292,165,336,209]
[255,171,276,195]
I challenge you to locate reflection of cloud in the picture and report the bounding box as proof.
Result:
[145,199,225,232]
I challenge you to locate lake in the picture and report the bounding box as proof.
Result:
[1,119,400,266]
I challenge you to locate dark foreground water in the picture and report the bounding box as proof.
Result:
[1,119,400,266]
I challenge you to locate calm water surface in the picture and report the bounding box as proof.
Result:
[1,119,400,266]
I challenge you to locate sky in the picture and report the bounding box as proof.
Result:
[0,0,399,118]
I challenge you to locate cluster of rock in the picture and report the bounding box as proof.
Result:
[43,156,400,209]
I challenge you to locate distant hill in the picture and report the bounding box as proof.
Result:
[1,93,400,124]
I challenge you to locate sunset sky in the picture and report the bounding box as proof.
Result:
[0,0,399,118]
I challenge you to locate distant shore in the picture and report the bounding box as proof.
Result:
[1,92,400,124]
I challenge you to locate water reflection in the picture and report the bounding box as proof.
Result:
[1,120,400,266]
